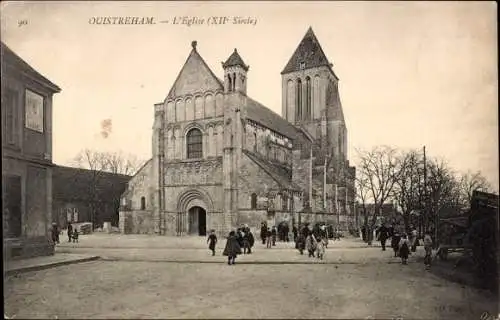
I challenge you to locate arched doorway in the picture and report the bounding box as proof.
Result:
[188,206,207,236]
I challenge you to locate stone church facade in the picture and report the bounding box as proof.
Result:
[119,28,356,236]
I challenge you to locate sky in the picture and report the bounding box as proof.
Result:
[1,1,498,190]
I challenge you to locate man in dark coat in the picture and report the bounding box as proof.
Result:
[271,226,277,246]
[207,229,218,256]
[67,223,73,243]
[260,222,267,245]
[292,225,298,242]
[378,225,389,251]
[223,231,242,265]
[243,227,255,254]
[283,223,290,242]
[236,228,244,248]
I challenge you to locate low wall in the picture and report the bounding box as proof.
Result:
[119,210,155,234]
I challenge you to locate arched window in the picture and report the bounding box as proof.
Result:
[251,193,257,209]
[305,77,311,120]
[232,72,236,91]
[296,79,302,121]
[187,128,203,159]
[227,74,232,92]
[140,196,146,210]
[253,132,257,152]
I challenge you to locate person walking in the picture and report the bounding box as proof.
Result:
[243,227,254,254]
[306,232,318,258]
[399,233,411,265]
[423,232,433,270]
[51,222,60,244]
[271,226,277,246]
[207,229,218,256]
[295,231,306,255]
[391,232,401,257]
[292,225,298,242]
[266,228,272,248]
[223,231,242,265]
[410,225,418,253]
[67,223,73,243]
[378,224,389,251]
[260,222,267,245]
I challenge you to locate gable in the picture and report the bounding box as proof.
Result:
[167,49,223,99]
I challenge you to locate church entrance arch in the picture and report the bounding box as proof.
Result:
[188,206,207,236]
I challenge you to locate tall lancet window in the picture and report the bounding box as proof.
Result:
[305,76,311,120]
[228,74,233,92]
[233,72,236,91]
[296,79,302,121]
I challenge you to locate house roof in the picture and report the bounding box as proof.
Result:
[1,42,61,93]
[222,49,249,71]
[243,150,301,191]
[53,165,131,202]
[281,27,335,76]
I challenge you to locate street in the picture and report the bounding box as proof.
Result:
[4,236,498,319]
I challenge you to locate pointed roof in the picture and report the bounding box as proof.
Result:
[281,27,333,75]
[167,41,224,99]
[1,42,61,93]
[222,48,249,71]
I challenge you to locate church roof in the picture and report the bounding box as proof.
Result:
[222,48,249,71]
[281,27,334,76]
[243,150,301,191]
[167,41,224,99]
[246,97,304,141]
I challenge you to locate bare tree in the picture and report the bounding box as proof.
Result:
[392,149,424,229]
[71,149,144,228]
[355,146,403,241]
[458,171,491,209]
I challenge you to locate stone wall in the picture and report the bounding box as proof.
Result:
[119,210,155,234]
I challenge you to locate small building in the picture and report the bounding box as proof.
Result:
[2,42,61,259]
[52,165,131,229]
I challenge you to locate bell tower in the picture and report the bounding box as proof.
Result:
[222,48,249,95]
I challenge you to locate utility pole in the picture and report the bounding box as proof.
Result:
[423,145,428,234]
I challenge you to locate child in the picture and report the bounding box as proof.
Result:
[423,232,433,270]
[207,229,218,256]
[72,228,79,243]
[399,233,411,265]
[271,226,277,246]
[316,237,326,260]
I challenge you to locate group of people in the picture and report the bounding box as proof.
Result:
[376,224,433,269]
[207,225,255,265]
[260,223,278,248]
[295,223,329,260]
[50,222,79,244]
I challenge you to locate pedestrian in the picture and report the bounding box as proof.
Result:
[72,228,79,243]
[391,232,401,257]
[271,226,277,246]
[410,226,418,253]
[306,232,318,258]
[223,231,242,265]
[292,225,298,242]
[266,228,272,248]
[51,222,60,244]
[316,237,326,260]
[236,228,244,248]
[207,229,218,256]
[260,222,267,245]
[283,223,290,242]
[243,227,254,254]
[423,232,433,270]
[378,224,389,251]
[399,233,411,265]
[295,232,306,255]
[67,223,73,243]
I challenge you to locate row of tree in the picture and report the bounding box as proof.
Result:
[352,145,493,232]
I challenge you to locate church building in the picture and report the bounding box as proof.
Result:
[119,28,356,236]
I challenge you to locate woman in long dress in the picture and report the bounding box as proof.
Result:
[223,231,242,265]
